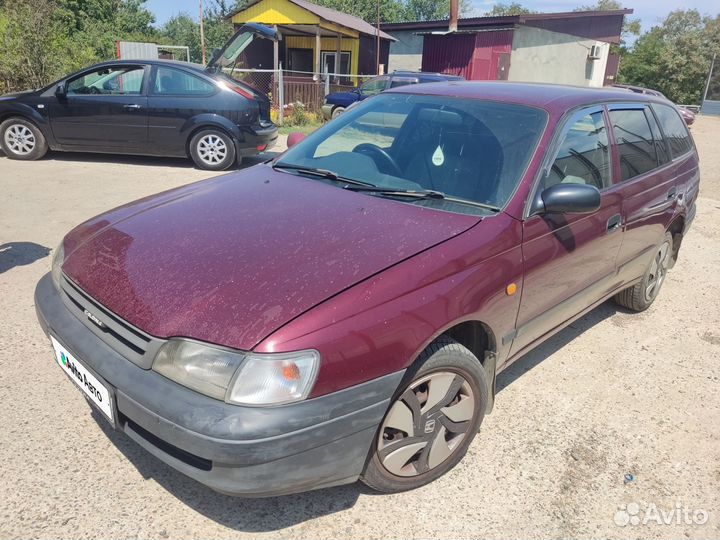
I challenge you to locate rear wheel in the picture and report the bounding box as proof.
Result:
[361,337,488,493]
[614,232,673,312]
[331,106,345,119]
[0,118,48,161]
[189,129,236,171]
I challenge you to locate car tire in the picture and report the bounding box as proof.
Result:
[0,117,48,161]
[331,106,345,119]
[189,129,236,171]
[361,337,488,493]
[614,231,673,312]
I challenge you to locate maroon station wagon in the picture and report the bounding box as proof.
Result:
[35,82,699,496]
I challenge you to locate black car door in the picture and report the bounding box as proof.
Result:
[146,65,219,155]
[49,64,149,150]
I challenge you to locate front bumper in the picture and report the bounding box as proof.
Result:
[321,104,334,121]
[35,273,403,497]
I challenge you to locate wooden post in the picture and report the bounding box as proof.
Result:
[199,0,206,64]
[315,28,321,79]
[273,27,279,109]
[335,32,342,84]
[376,0,380,75]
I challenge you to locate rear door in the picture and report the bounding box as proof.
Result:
[607,103,677,283]
[49,65,149,149]
[146,66,219,154]
[512,106,623,355]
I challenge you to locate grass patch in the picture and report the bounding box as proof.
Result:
[278,122,323,135]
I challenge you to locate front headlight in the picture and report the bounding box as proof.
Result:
[152,339,320,406]
[51,241,65,291]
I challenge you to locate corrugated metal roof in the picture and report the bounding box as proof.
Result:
[380,9,633,32]
[227,0,395,41]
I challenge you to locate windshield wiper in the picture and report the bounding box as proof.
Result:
[271,163,375,187]
[343,186,501,212]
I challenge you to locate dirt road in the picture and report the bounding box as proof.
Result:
[1,120,718,539]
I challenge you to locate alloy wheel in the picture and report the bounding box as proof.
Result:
[645,240,670,302]
[4,124,36,156]
[377,371,476,477]
[197,134,228,166]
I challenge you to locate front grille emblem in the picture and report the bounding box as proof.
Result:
[83,309,107,329]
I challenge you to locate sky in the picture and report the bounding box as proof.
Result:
[146,0,720,33]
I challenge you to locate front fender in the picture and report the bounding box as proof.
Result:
[0,100,55,145]
[255,212,524,398]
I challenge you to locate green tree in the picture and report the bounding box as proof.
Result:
[311,0,405,23]
[486,3,535,16]
[159,1,237,64]
[401,0,472,21]
[620,10,720,104]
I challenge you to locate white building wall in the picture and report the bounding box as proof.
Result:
[508,26,609,87]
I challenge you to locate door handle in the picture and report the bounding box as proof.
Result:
[607,214,622,233]
[667,187,677,200]
[123,104,142,110]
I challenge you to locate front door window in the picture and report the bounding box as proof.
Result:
[67,66,145,96]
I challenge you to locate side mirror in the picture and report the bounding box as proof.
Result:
[535,183,601,215]
[209,48,221,65]
[286,132,307,149]
[55,83,66,98]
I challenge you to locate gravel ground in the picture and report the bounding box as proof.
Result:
[0,119,719,540]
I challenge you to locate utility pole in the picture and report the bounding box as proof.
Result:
[376,0,380,74]
[199,0,207,64]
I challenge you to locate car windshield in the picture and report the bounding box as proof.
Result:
[275,93,547,214]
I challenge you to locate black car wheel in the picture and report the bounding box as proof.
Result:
[0,118,48,161]
[189,129,236,171]
[361,337,488,493]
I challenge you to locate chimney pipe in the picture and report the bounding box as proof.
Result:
[449,0,458,32]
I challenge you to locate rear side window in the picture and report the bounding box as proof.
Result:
[545,110,611,190]
[609,108,658,181]
[390,78,417,88]
[152,67,215,96]
[653,103,693,157]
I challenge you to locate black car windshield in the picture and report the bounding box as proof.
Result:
[275,93,548,214]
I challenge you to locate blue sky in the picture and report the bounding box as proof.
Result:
[146,0,720,33]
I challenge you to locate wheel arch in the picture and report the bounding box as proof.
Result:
[181,114,243,157]
[415,319,498,414]
[667,214,686,268]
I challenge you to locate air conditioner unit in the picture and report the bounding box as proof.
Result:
[588,45,602,60]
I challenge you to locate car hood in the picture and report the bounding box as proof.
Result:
[61,165,479,351]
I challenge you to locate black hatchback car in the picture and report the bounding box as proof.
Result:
[0,24,279,170]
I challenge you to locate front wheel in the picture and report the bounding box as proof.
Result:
[614,231,673,312]
[0,118,48,161]
[331,106,345,119]
[189,129,236,171]
[361,337,488,493]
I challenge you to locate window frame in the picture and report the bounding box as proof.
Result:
[64,64,150,97]
[648,102,695,161]
[320,51,351,75]
[525,104,612,218]
[605,101,693,184]
[607,103,663,183]
[360,75,390,96]
[148,65,218,98]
